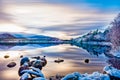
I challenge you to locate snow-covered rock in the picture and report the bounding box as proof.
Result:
[20,73,29,80]
[62,65,120,80]
[104,66,120,78]
[21,67,45,78]
[33,77,46,80]
[62,72,82,80]
[62,72,110,80]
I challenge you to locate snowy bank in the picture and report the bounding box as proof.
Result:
[62,65,120,80]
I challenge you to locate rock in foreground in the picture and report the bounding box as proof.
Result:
[62,66,120,80]
[7,62,16,68]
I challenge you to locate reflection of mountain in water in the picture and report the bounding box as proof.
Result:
[0,33,63,50]
[0,33,112,56]
[0,44,16,50]
[0,44,59,50]
[0,33,112,54]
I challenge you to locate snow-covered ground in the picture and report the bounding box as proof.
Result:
[20,65,120,80]
[62,65,120,80]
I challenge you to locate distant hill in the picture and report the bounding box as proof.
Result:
[0,33,60,40]
[0,33,16,39]
[11,33,51,38]
[0,33,61,49]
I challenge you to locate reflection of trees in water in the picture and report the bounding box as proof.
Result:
[73,43,111,57]
[73,43,120,70]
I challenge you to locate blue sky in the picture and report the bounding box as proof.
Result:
[0,0,120,39]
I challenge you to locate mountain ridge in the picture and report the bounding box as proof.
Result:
[0,33,59,40]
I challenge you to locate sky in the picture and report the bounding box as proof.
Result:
[0,0,120,39]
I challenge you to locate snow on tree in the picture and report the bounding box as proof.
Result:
[110,13,120,48]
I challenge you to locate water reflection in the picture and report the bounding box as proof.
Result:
[0,44,108,80]
[72,42,112,57]
[0,44,16,50]
[0,44,58,50]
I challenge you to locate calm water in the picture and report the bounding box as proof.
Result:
[0,44,108,80]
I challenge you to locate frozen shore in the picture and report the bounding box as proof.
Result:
[61,65,120,80]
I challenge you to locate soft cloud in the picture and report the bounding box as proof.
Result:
[4,4,81,26]
[0,1,10,22]
[0,0,119,39]
[0,23,25,32]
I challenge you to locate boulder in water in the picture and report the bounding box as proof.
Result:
[4,55,10,58]
[20,55,23,58]
[54,58,64,63]
[84,59,89,63]
[7,62,16,68]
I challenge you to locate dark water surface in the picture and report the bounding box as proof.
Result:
[0,44,108,80]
